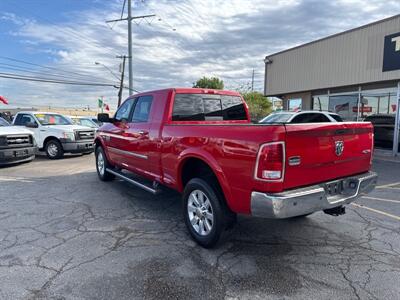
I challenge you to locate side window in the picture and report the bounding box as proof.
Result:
[131,96,153,123]
[204,98,223,120]
[114,99,134,122]
[172,94,204,121]
[329,114,343,122]
[291,114,308,123]
[221,96,247,120]
[14,114,36,126]
[311,114,330,122]
[292,113,330,123]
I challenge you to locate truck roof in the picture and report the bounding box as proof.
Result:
[132,88,242,97]
[16,111,65,115]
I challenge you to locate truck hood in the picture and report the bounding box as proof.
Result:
[41,125,94,132]
[0,126,33,136]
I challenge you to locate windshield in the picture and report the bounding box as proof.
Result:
[0,117,10,126]
[35,114,72,126]
[72,118,98,128]
[259,113,293,123]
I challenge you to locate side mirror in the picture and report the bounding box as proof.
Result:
[25,122,39,128]
[97,113,113,123]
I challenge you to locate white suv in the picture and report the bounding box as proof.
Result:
[13,112,95,159]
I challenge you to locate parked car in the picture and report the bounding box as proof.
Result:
[259,111,343,123]
[0,117,10,126]
[94,88,377,248]
[69,116,99,129]
[13,112,95,159]
[0,117,36,166]
[364,114,399,149]
[87,116,103,127]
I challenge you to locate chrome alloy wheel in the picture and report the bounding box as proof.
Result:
[187,189,214,236]
[47,143,58,157]
[97,151,105,176]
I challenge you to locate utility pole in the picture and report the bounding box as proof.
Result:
[251,69,255,92]
[127,0,133,95]
[106,1,155,96]
[116,55,127,107]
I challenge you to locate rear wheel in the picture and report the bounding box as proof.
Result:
[45,139,64,159]
[95,146,115,181]
[183,178,229,248]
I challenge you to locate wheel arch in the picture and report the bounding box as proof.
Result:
[94,137,113,165]
[43,136,61,150]
[177,153,234,212]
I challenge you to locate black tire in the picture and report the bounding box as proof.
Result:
[183,178,229,248]
[95,146,115,181]
[45,139,64,159]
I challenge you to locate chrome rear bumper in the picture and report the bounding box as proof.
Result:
[251,171,378,219]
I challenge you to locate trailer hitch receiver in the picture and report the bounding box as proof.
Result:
[323,206,346,216]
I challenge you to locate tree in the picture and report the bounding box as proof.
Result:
[193,76,224,90]
[241,91,272,122]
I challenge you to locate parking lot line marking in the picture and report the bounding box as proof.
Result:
[0,176,34,183]
[362,196,400,203]
[376,182,400,189]
[351,203,400,221]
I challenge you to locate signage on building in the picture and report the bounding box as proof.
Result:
[352,106,372,113]
[383,32,400,72]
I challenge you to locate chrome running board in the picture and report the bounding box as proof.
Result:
[106,168,160,195]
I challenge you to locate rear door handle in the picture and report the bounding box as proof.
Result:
[138,130,148,135]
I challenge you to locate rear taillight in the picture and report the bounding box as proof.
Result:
[254,142,285,181]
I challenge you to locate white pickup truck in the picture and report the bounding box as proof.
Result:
[0,117,36,165]
[13,112,95,159]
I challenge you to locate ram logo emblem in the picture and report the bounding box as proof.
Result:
[335,141,344,156]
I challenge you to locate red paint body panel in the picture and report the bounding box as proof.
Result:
[96,88,374,215]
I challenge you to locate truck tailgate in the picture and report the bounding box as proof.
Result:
[283,122,373,190]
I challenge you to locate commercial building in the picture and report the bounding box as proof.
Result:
[264,14,400,155]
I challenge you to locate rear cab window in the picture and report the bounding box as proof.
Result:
[171,93,248,122]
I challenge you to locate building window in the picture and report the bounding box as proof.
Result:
[288,98,302,111]
[312,95,329,111]
[329,94,359,121]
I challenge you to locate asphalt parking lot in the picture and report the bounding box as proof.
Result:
[0,155,399,300]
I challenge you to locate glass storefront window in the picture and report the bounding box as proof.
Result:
[389,93,398,114]
[288,98,302,111]
[312,95,329,111]
[329,94,359,121]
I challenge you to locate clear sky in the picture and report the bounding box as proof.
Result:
[0,0,399,109]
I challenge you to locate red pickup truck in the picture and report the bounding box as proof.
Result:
[95,88,377,247]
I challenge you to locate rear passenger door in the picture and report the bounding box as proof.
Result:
[122,95,154,175]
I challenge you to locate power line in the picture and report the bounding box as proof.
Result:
[0,63,118,84]
[0,56,117,83]
[121,0,127,19]
[0,72,119,87]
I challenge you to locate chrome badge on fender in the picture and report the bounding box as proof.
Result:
[335,141,344,156]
